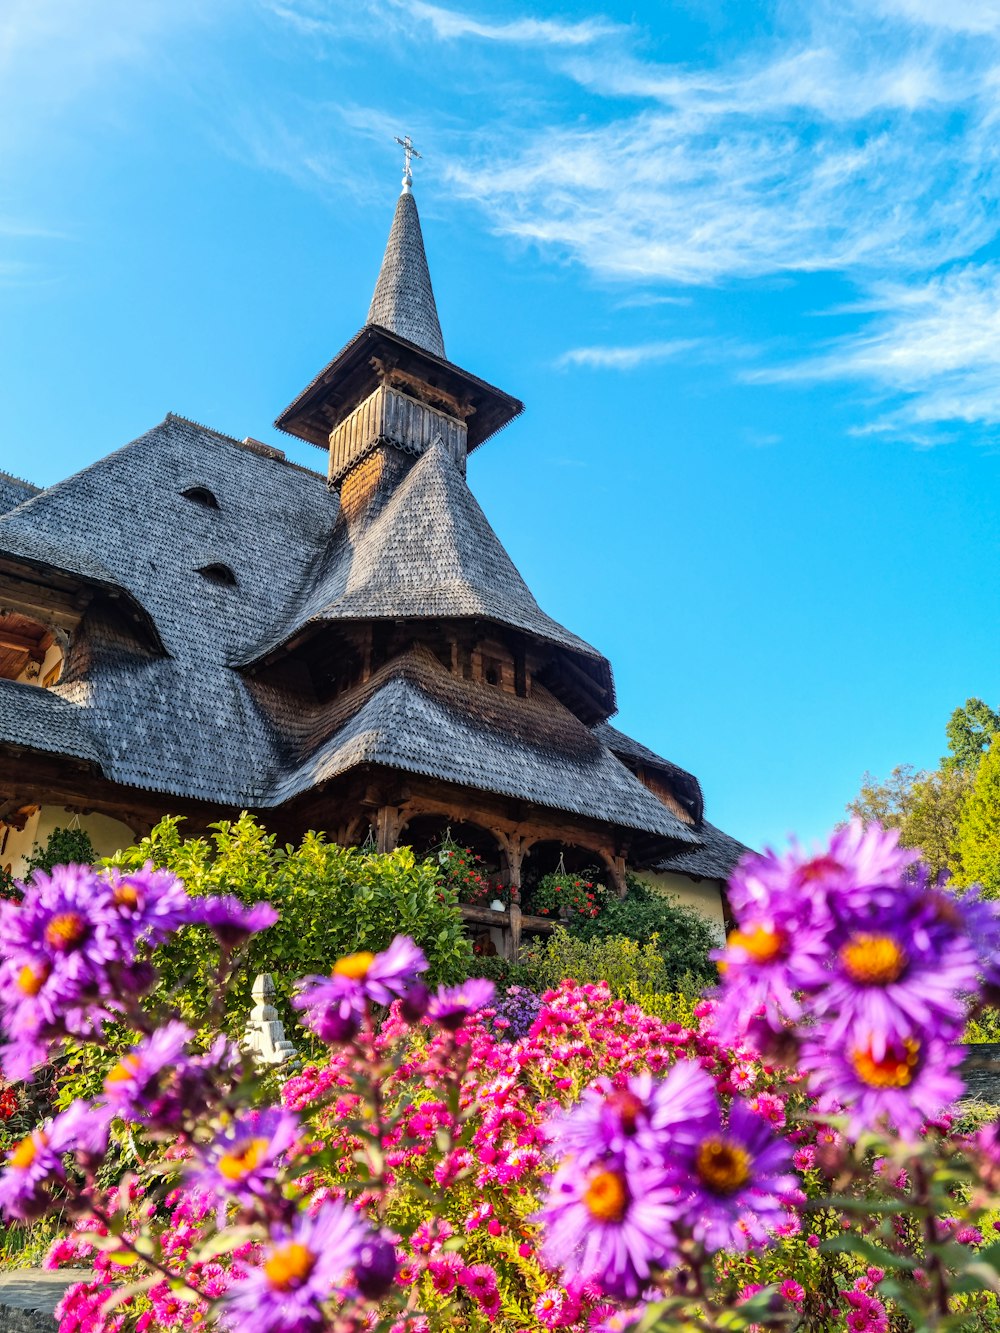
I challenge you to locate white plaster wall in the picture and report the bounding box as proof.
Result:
[633,870,727,943]
[2,806,136,880]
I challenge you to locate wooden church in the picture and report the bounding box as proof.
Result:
[0,162,744,956]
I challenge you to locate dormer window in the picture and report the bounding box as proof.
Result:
[181,486,220,510]
[197,563,237,587]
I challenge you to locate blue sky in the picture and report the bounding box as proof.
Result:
[2,0,999,852]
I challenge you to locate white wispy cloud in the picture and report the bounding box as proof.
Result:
[555,339,697,370]
[400,0,621,46]
[749,265,1000,433]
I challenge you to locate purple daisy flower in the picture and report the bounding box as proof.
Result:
[0,1108,84,1221]
[100,1021,193,1125]
[801,1029,964,1138]
[675,1097,796,1252]
[193,897,278,949]
[294,936,428,1042]
[795,882,978,1058]
[185,1107,300,1206]
[219,1201,367,1333]
[427,978,496,1031]
[551,1064,717,1170]
[711,906,829,1041]
[293,975,366,1044]
[103,863,200,943]
[536,1157,681,1299]
[729,821,919,926]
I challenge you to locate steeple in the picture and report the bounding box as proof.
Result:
[366,189,446,360]
[274,143,522,471]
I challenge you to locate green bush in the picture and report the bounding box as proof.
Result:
[564,874,718,990]
[24,825,97,878]
[967,1008,1000,1043]
[107,814,473,1037]
[518,927,697,1023]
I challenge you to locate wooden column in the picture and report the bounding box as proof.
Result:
[496,831,527,962]
[508,902,523,964]
[376,805,402,854]
[606,853,627,897]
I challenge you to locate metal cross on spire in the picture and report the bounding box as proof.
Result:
[394,134,421,193]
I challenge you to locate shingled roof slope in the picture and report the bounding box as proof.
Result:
[655,820,748,881]
[0,677,99,764]
[0,417,339,805]
[0,414,337,665]
[262,647,697,841]
[366,190,445,359]
[245,440,610,677]
[0,472,41,515]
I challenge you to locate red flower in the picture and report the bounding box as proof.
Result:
[0,1088,17,1120]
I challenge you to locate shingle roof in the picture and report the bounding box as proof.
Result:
[0,471,42,515]
[0,676,99,764]
[244,440,612,684]
[366,190,445,359]
[258,647,697,841]
[0,416,337,805]
[593,721,703,822]
[0,414,336,666]
[655,820,748,881]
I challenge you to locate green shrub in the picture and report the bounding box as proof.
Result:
[24,825,97,878]
[107,814,473,1037]
[967,1008,1000,1043]
[564,874,718,990]
[519,927,698,1023]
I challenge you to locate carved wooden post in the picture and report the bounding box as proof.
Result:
[603,852,627,897]
[496,831,527,963]
[376,805,401,854]
[508,901,523,964]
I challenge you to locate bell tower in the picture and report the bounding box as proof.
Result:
[273,139,523,504]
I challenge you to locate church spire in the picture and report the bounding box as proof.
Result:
[366,139,446,359]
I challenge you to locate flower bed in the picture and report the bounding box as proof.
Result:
[0,825,999,1330]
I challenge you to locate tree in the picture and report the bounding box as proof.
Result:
[953,741,1000,897]
[845,765,918,832]
[845,764,967,881]
[943,698,1000,774]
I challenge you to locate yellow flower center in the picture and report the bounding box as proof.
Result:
[727,924,784,965]
[44,912,86,951]
[113,884,140,909]
[218,1137,269,1181]
[332,951,376,981]
[851,1039,920,1088]
[10,1132,45,1170]
[696,1137,751,1194]
[840,934,907,986]
[17,963,49,996]
[105,1054,141,1088]
[264,1241,315,1291]
[582,1168,628,1222]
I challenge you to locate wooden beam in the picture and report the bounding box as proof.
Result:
[0,630,46,661]
[0,570,91,625]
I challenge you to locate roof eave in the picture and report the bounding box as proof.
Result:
[274,324,523,452]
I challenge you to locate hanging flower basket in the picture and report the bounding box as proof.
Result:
[435,838,509,908]
[526,870,607,920]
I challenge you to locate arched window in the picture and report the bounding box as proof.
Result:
[196,563,237,587]
[181,486,220,510]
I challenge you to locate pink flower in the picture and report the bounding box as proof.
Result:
[780,1279,805,1303]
